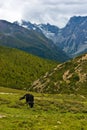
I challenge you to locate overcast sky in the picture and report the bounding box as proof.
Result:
[0,0,87,28]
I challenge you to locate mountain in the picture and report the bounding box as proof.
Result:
[31,53,87,95]
[0,20,69,62]
[18,20,59,43]
[19,16,87,58]
[1,16,87,61]
[0,46,57,89]
[41,16,87,58]
[56,16,87,57]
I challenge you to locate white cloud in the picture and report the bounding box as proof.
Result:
[0,0,87,28]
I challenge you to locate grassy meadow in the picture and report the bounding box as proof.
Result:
[0,87,87,130]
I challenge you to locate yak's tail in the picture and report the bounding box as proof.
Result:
[19,94,26,100]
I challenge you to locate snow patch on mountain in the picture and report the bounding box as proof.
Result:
[22,25,28,29]
[38,26,55,41]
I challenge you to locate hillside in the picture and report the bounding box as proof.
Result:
[0,46,57,89]
[18,16,87,58]
[0,20,69,62]
[31,53,87,95]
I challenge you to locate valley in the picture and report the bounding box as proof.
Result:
[0,16,87,130]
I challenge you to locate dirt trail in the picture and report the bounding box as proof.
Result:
[0,92,13,94]
[0,114,6,118]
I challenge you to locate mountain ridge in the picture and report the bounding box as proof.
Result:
[18,16,87,58]
[1,16,87,61]
[0,20,69,62]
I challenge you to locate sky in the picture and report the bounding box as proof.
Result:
[0,0,87,28]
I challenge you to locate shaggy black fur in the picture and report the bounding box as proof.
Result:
[19,94,34,108]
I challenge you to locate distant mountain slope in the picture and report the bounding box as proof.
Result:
[19,20,59,43]
[31,53,87,95]
[0,20,69,62]
[40,16,87,58]
[56,16,87,57]
[0,46,57,89]
[18,16,87,58]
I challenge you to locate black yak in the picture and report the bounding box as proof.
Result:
[19,94,34,108]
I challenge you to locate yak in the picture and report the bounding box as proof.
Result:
[19,93,34,108]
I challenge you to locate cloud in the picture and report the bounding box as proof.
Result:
[0,0,87,27]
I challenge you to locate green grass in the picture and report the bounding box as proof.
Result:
[0,87,87,130]
[0,46,57,90]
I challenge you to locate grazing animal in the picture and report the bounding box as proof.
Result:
[19,94,34,108]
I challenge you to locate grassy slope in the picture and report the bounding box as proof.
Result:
[32,53,87,95]
[0,46,57,90]
[0,87,87,130]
